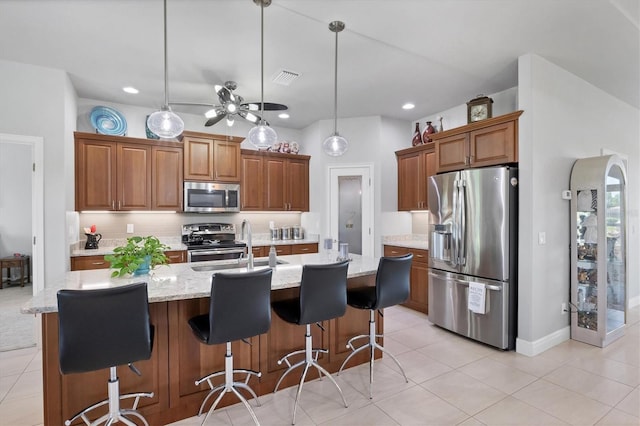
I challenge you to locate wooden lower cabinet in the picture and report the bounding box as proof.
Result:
[70,250,186,271]
[252,243,318,258]
[41,275,380,425]
[384,245,429,313]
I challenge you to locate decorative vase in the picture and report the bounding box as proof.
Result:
[133,255,151,276]
[412,122,422,146]
[422,121,436,142]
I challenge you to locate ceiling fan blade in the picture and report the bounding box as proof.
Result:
[238,110,261,124]
[205,113,227,127]
[169,101,215,107]
[242,102,288,111]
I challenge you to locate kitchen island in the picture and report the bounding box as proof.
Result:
[23,253,381,425]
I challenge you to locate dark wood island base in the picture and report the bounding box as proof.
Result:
[41,275,382,425]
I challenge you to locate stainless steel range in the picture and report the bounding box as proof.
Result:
[182,223,247,263]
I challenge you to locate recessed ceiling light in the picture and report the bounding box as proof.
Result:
[278,113,290,119]
[123,86,139,94]
[402,103,415,110]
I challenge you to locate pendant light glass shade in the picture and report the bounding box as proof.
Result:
[323,21,347,156]
[147,0,183,139]
[248,0,277,150]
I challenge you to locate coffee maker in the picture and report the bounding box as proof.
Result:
[85,233,102,249]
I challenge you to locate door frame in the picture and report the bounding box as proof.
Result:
[0,133,44,295]
[328,164,374,257]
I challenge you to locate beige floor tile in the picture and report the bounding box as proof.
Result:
[381,334,413,356]
[601,335,640,367]
[319,402,399,426]
[386,323,450,350]
[596,408,640,425]
[615,387,640,418]
[417,338,494,369]
[383,348,452,385]
[375,385,468,425]
[457,417,484,426]
[0,393,43,425]
[512,379,610,425]
[24,351,42,373]
[489,350,565,378]
[0,351,36,377]
[3,370,42,401]
[473,396,568,425]
[458,357,537,395]
[339,360,416,401]
[543,365,634,407]
[420,371,507,416]
[571,354,640,387]
[0,346,38,360]
[226,391,315,426]
[0,373,20,401]
[536,339,601,366]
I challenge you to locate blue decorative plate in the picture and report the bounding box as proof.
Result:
[90,106,127,136]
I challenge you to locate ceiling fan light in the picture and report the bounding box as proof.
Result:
[226,116,235,127]
[214,84,223,93]
[204,108,218,119]
[227,103,237,113]
[248,123,277,150]
[147,106,184,139]
[247,103,260,111]
[244,112,259,123]
[322,133,348,156]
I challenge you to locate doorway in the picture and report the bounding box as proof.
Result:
[328,165,374,257]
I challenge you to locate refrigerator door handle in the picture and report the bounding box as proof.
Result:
[459,179,466,265]
[428,272,502,291]
[452,179,459,266]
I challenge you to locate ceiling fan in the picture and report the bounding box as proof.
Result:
[170,81,287,127]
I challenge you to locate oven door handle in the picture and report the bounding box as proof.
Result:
[190,248,246,256]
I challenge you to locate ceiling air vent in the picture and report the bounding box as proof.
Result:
[272,69,301,86]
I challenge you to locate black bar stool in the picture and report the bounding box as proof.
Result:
[271,261,349,424]
[57,282,154,426]
[338,254,413,398]
[188,268,273,426]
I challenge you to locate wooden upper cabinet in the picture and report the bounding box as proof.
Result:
[183,131,242,182]
[396,143,435,211]
[432,110,523,173]
[152,146,183,210]
[75,132,183,212]
[240,149,310,212]
[241,153,264,211]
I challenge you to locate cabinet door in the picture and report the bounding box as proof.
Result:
[70,255,110,271]
[397,151,422,211]
[165,250,186,264]
[117,143,152,210]
[75,139,117,211]
[183,136,214,181]
[407,250,429,314]
[435,133,469,173]
[274,245,292,256]
[264,157,287,210]
[469,120,516,167]
[213,139,241,182]
[251,246,266,258]
[241,154,264,210]
[152,146,183,210]
[287,158,309,211]
[291,243,318,254]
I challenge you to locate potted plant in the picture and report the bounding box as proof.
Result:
[104,236,170,277]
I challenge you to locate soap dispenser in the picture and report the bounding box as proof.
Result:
[268,246,277,267]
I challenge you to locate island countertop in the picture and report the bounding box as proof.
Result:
[22,253,379,314]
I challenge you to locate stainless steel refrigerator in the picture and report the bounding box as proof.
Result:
[427,166,518,350]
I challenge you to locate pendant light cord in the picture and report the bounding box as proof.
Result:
[260,1,265,124]
[163,0,169,108]
[333,27,338,135]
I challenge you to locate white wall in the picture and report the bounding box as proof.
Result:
[0,59,76,283]
[517,53,639,354]
[0,143,32,259]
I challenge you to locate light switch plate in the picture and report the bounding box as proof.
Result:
[538,232,546,245]
[127,224,134,233]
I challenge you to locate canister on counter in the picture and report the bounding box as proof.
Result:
[293,225,304,240]
[281,226,292,240]
[270,228,281,240]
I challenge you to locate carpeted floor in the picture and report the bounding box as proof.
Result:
[0,282,36,352]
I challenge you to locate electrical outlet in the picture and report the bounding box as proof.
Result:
[561,302,567,314]
[127,224,134,234]
[538,232,546,245]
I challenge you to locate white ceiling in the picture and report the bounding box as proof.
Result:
[0,0,637,129]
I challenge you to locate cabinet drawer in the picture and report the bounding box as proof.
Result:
[71,255,110,271]
[291,243,318,255]
[165,250,186,264]
[383,245,412,257]
[252,246,266,258]
[274,245,292,256]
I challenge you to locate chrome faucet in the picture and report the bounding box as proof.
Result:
[241,219,254,270]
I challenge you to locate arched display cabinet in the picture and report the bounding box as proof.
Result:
[570,154,627,347]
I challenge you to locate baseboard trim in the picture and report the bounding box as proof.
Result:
[516,326,570,357]
[629,295,639,309]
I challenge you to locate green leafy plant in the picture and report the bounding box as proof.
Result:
[104,236,170,277]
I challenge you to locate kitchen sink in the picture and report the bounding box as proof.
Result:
[191,259,288,272]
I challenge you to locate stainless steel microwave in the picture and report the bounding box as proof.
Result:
[183,182,240,213]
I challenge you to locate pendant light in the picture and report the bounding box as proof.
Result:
[322,21,348,156]
[147,0,184,139]
[247,0,278,150]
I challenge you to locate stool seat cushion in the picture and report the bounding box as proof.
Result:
[346,286,377,310]
[271,298,301,325]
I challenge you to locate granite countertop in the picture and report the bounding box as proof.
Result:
[251,238,319,247]
[382,234,429,251]
[22,253,379,314]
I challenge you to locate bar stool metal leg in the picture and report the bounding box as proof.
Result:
[338,310,408,398]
